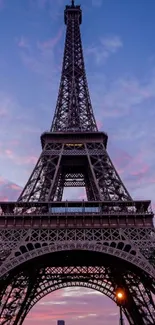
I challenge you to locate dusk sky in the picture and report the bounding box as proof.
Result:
[0,0,155,324]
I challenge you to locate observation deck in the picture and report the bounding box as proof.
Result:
[0,200,153,229]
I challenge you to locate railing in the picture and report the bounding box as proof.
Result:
[0,200,153,216]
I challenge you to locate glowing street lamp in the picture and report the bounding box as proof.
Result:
[116,289,125,303]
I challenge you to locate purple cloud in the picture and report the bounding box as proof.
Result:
[0,0,4,10]
[17,28,63,78]
[86,35,123,65]
[0,176,22,201]
[24,288,121,325]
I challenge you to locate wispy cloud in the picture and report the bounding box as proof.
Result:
[0,92,42,139]
[0,176,6,185]
[0,107,8,117]
[0,148,38,166]
[30,0,63,9]
[89,72,155,120]
[92,0,103,7]
[62,287,102,298]
[17,36,30,49]
[24,287,120,325]
[0,0,4,10]
[0,92,42,185]
[109,142,155,205]
[18,28,63,78]
[39,29,63,49]
[0,176,22,201]
[28,0,64,20]
[0,94,11,118]
[39,300,67,306]
[86,36,123,65]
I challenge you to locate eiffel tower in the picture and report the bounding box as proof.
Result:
[0,1,155,324]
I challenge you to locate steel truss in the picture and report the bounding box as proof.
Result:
[0,221,155,278]
[0,221,155,324]
[18,140,132,202]
[0,1,155,324]
[0,262,155,325]
[51,2,97,132]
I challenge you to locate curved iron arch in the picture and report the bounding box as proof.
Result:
[21,270,154,325]
[25,280,115,315]
[1,241,155,279]
[1,253,155,325]
[20,278,131,325]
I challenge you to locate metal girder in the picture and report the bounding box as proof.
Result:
[51,3,97,132]
[0,263,155,325]
[0,209,154,324]
[0,226,155,278]
[18,141,131,202]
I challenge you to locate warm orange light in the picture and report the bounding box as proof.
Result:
[115,288,125,302]
[117,291,123,299]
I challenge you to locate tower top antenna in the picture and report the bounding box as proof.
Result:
[71,0,75,6]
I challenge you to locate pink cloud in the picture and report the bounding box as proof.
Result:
[131,164,149,177]
[0,176,5,185]
[9,184,22,190]
[35,0,49,9]
[0,196,8,201]
[0,178,22,201]
[23,288,119,325]
[17,36,30,49]
[1,147,38,166]
[5,149,14,158]
[110,145,132,174]
[22,126,41,134]
[127,152,150,182]
[96,119,103,130]
[95,75,155,119]
[9,140,20,146]
[39,28,63,49]
[24,156,38,164]
[110,145,152,186]
[0,108,8,117]
[0,0,4,10]
[19,33,61,76]
[123,81,152,100]
[14,154,38,166]
[78,194,87,200]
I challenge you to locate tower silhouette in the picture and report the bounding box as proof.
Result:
[0,1,155,324]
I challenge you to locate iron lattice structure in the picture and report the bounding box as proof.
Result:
[0,1,155,324]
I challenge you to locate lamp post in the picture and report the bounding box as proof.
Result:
[119,305,124,325]
[115,288,125,325]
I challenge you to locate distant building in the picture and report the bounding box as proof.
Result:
[57,321,65,325]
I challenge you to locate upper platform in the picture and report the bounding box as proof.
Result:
[0,200,153,229]
[41,131,108,148]
[64,1,82,24]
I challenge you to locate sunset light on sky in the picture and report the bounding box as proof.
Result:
[0,0,155,324]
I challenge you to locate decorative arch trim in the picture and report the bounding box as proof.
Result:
[0,241,154,279]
